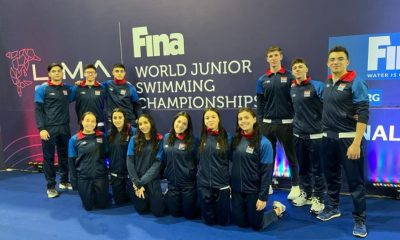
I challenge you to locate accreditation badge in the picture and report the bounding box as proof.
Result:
[281,76,287,83]
[96,138,103,143]
[216,143,220,150]
[246,145,254,154]
[304,90,311,97]
[95,90,101,95]
[63,90,68,95]
[120,89,126,95]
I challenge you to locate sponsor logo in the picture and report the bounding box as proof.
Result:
[132,26,185,58]
[368,89,382,106]
[5,48,41,96]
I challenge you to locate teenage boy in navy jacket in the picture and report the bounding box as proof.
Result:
[256,46,300,199]
[289,58,325,214]
[317,46,369,238]
[34,63,74,198]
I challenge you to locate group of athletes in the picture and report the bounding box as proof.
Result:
[34,45,369,237]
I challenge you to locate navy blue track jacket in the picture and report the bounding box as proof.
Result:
[103,79,142,124]
[231,136,273,201]
[126,133,163,188]
[256,67,294,121]
[108,126,136,175]
[34,81,74,130]
[72,80,106,123]
[290,77,324,135]
[68,131,108,180]
[197,132,232,189]
[162,133,199,186]
[322,71,369,133]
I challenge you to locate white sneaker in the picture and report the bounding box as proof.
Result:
[292,191,312,206]
[59,182,73,190]
[272,178,279,185]
[287,186,301,200]
[269,185,273,195]
[47,188,59,198]
[310,197,325,214]
[273,201,286,217]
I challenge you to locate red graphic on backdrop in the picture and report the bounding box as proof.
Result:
[5,48,42,96]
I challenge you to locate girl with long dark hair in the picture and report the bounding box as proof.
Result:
[231,107,285,230]
[127,114,165,216]
[108,108,136,205]
[197,108,231,225]
[163,111,199,219]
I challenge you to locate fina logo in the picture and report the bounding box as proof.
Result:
[132,26,185,58]
[368,35,400,71]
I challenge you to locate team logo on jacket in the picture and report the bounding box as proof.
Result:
[304,90,311,97]
[337,83,346,91]
[63,90,68,95]
[246,145,254,154]
[178,143,186,150]
[120,89,126,95]
[281,76,287,83]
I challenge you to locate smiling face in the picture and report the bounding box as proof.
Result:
[112,111,125,131]
[84,68,97,83]
[327,51,349,77]
[82,113,97,134]
[238,110,256,133]
[292,62,308,81]
[138,116,151,136]
[204,110,220,131]
[174,116,188,134]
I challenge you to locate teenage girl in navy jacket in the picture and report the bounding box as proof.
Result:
[108,108,136,205]
[127,114,165,217]
[231,107,285,231]
[163,111,199,219]
[197,108,231,226]
[68,112,109,211]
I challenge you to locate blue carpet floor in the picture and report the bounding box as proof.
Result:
[0,170,399,240]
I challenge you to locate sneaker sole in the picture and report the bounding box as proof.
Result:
[310,209,323,215]
[59,185,73,190]
[287,196,301,201]
[47,194,59,198]
[293,201,312,207]
[353,232,368,238]
[317,212,341,221]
